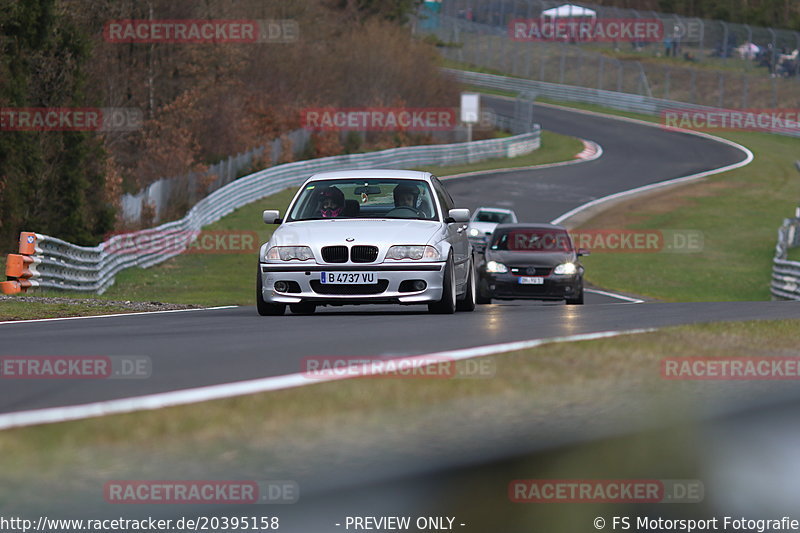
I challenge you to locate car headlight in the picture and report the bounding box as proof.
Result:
[554,262,577,275]
[266,246,315,261]
[468,228,481,237]
[485,260,508,273]
[386,245,440,261]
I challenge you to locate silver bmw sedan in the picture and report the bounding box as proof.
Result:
[257,170,476,315]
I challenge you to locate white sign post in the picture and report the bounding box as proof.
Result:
[461,92,480,142]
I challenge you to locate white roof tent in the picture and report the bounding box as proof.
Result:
[541,4,597,19]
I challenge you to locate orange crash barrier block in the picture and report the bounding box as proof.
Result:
[18,232,37,255]
[5,254,35,279]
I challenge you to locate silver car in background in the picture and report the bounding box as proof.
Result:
[257,170,476,315]
[467,207,519,252]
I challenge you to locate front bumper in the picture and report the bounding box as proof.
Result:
[482,272,582,301]
[259,262,445,305]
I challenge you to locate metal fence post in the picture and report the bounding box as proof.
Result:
[718,72,724,107]
[663,66,671,99]
[598,55,604,90]
[741,74,749,108]
[772,76,778,108]
[768,28,777,75]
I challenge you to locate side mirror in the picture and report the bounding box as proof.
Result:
[263,210,282,224]
[447,208,470,223]
[577,248,590,257]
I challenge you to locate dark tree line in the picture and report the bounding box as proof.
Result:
[0,0,451,251]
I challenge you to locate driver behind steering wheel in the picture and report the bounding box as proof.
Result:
[393,183,419,211]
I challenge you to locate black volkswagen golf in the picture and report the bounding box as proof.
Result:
[476,223,588,305]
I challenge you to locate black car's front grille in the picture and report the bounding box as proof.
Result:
[350,245,379,263]
[321,245,348,263]
[510,266,552,276]
[310,280,389,295]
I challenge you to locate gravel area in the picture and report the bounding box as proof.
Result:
[0,295,201,313]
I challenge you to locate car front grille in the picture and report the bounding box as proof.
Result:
[350,245,379,263]
[310,280,389,295]
[510,266,552,276]
[321,245,348,263]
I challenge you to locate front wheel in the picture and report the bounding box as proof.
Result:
[475,277,492,304]
[565,287,584,305]
[256,268,286,316]
[456,257,476,312]
[429,254,457,314]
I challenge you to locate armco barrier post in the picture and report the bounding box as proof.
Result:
[1,232,40,295]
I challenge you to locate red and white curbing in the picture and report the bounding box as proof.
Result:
[575,140,601,160]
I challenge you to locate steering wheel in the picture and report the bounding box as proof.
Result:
[386,206,424,218]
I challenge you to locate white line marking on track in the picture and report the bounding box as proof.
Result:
[0,306,238,326]
[585,289,645,303]
[0,327,655,430]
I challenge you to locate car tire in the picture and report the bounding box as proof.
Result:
[429,253,457,314]
[565,287,584,305]
[256,267,286,316]
[456,257,476,312]
[475,277,492,304]
[290,303,316,315]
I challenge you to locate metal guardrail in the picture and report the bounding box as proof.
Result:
[1,126,541,295]
[446,68,800,137]
[771,217,800,301]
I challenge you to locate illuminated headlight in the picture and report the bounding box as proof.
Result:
[554,262,577,275]
[485,260,508,273]
[266,246,314,261]
[386,245,440,261]
[468,228,481,237]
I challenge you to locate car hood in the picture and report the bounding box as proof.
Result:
[270,219,442,247]
[487,250,576,266]
[468,221,498,234]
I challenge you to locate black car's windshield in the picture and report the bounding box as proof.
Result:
[286,179,438,221]
[491,228,573,252]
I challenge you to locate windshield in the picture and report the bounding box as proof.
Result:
[474,210,513,223]
[286,178,438,221]
[491,228,573,252]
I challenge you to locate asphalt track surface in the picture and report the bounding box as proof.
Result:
[1,99,798,416]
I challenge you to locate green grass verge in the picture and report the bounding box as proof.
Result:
[420,130,582,176]
[0,300,138,321]
[1,130,582,309]
[2,318,797,512]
